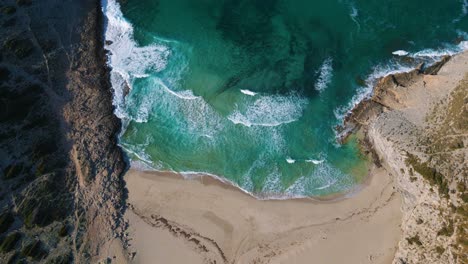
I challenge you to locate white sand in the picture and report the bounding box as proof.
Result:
[119,166,402,264]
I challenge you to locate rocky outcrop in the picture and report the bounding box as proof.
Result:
[0,0,126,263]
[342,53,467,264]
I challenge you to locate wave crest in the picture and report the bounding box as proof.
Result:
[227,94,307,127]
[102,0,171,120]
[315,57,333,92]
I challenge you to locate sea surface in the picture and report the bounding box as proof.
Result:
[102,0,468,198]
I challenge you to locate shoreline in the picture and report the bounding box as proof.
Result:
[118,165,402,263]
[126,165,372,202]
[98,2,467,263]
[109,51,468,263]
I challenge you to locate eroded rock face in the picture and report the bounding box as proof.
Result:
[0,0,125,263]
[342,54,467,264]
[339,58,450,142]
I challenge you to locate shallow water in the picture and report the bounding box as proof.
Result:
[103,0,468,198]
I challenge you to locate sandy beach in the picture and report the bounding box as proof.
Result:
[118,166,402,264]
[98,52,468,264]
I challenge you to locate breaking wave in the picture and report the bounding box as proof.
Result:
[227,94,308,127]
[315,57,333,92]
[102,0,171,120]
[335,39,468,122]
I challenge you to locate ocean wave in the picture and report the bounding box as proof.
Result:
[227,94,307,127]
[240,89,257,96]
[306,159,325,165]
[453,0,468,22]
[315,179,338,190]
[334,39,468,122]
[392,39,468,60]
[285,162,351,196]
[286,158,296,164]
[102,0,171,119]
[156,79,200,100]
[349,4,361,31]
[392,50,409,56]
[315,57,333,92]
[261,167,283,195]
[333,62,413,121]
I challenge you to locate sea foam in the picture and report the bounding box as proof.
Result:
[392,50,409,56]
[335,39,468,123]
[315,57,333,92]
[333,62,413,121]
[227,94,307,127]
[102,0,170,120]
[240,89,257,96]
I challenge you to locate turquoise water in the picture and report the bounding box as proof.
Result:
[103,0,468,198]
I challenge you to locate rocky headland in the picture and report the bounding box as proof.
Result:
[342,52,467,264]
[0,0,126,263]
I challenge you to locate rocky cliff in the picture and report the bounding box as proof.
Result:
[0,0,126,263]
[343,53,468,264]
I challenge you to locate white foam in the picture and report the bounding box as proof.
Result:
[286,158,295,164]
[349,4,361,31]
[240,89,257,96]
[407,40,468,60]
[392,50,409,56]
[334,38,468,136]
[227,94,307,127]
[261,168,283,194]
[411,49,458,59]
[157,79,200,100]
[452,0,468,23]
[306,159,324,165]
[333,62,413,121]
[102,0,171,120]
[315,179,338,190]
[315,57,333,92]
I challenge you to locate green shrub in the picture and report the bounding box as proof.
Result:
[435,246,445,255]
[407,235,423,246]
[437,219,454,237]
[405,153,449,197]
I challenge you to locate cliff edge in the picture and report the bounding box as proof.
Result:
[0,0,126,263]
[344,52,468,264]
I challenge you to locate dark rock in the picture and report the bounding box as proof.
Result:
[18,175,71,229]
[2,163,23,180]
[6,252,20,264]
[423,55,451,75]
[58,224,68,237]
[21,239,48,260]
[0,67,10,81]
[3,37,34,59]
[0,0,126,262]
[0,232,22,252]
[0,212,14,234]
[2,6,16,15]
[16,0,33,6]
[44,252,72,264]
